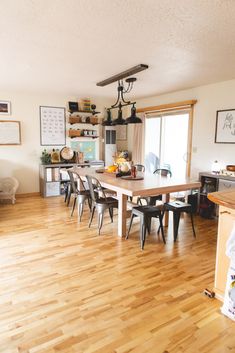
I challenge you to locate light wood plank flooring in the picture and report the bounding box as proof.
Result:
[0,196,234,353]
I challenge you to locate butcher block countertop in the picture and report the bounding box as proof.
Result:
[208,190,235,210]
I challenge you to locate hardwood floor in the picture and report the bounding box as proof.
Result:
[0,196,234,353]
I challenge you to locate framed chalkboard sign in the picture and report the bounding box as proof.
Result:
[40,106,66,146]
[0,120,21,145]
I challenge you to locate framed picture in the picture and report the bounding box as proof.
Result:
[215,109,235,144]
[40,106,66,146]
[116,125,127,140]
[0,101,11,115]
[0,120,21,145]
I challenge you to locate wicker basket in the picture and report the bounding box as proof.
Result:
[68,116,81,124]
[68,129,81,137]
[90,116,98,124]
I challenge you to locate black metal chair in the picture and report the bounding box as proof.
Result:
[134,164,145,173]
[137,168,172,206]
[64,181,71,204]
[67,170,91,220]
[126,205,165,250]
[86,175,118,235]
[154,168,172,177]
[164,200,196,241]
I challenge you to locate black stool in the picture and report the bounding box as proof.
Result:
[164,201,196,242]
[126,206,165,250]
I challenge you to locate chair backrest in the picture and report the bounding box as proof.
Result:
[153,168,172,177]
[134,164,145,172]
[68,170,86,193]
[85,175,107,203]
[144,152,159,173]
[0,177,19,194]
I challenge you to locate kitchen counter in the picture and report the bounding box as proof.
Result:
[208,190,235,210]
[208,190,235,300]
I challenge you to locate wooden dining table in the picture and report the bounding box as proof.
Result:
[73,167,201,237]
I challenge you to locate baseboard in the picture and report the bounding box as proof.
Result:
[214,288,224,302]
[17,192,40,198]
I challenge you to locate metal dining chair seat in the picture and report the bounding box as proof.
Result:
[68,170,91,221]
[164,201,196,241]
[86,175,118,235]
[126,205,165,250]
[137,168,172,206]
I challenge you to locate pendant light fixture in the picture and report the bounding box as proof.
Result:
[102,109,112,126]
[124,104,142,124]
[111,105,126,126]
[97,64,148,125]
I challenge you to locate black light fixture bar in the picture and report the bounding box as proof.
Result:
[109,101,136,110]
[96,64,148,87]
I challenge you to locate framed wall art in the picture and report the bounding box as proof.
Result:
[0,101,11,115]
[215,109,235,144]
[0,120,21,145]
[40,106,66,146]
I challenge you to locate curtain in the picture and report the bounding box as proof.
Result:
[131,113,145,164]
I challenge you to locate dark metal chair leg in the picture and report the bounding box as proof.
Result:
[142,218,148,250]
[173,212,180,242]
[157,210,165,234]
[87,197,92,211]
[190,211,196,238]
[126,214,135,239]
[67,184,72,206]
[146,217,151,234]
[71,196,77,217]
[89,206,96,228]
[64,183,69,203]
[139,215,144,249]
[108,207,113,222]
[158,213,166,244]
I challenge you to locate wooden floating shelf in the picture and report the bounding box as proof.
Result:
[69,121,100,126]
[68,116,100,125]
[69,136,99,139]
[69,110,100,114]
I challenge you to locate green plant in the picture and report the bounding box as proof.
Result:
[40,149,51,164]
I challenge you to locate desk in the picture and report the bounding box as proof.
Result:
[75,168,200,237]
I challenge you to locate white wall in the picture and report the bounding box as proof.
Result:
[133,79,235,179]
[0,91,112,193]
[2,79,235,193]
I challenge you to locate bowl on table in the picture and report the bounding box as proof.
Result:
[226,165,235,172]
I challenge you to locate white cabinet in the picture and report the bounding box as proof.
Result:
[40,162,104,197]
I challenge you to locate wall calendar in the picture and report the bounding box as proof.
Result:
[40,106,66,146]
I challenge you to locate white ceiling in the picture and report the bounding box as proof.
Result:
[1,0,235,99]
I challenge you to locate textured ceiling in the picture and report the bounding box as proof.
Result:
[1,0,235,99]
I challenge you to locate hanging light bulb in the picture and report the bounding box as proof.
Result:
[125,104,142,124]
[111,105,126,125]
[102,109,112,126]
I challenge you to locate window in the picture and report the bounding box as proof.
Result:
[145,112,190,179]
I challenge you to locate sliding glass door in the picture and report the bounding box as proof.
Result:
[145,112,190,179]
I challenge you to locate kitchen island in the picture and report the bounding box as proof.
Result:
[208,190,235,300]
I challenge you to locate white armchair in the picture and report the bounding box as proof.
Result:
[0,177,19,204]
